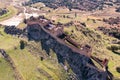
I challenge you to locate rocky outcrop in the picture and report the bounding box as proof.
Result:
[26,24,109,80]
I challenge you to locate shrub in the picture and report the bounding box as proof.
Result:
[107,45,120,51]
[20,40,25,49]
[116,67,120,73]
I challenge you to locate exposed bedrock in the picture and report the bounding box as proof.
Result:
[26,24,108,80]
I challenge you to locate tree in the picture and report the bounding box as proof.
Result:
[20,40,25,49]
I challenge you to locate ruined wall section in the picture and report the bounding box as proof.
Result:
[27,24,107,80]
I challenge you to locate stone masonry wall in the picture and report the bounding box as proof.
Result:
[27,24,108,80]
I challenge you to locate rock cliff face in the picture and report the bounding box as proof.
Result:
[27,24,108,80]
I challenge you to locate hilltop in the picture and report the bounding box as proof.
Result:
[0,0,120,80]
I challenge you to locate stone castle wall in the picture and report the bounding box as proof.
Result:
[27,24,108,80]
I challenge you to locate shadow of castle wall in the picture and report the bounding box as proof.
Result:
[27,24,107,80]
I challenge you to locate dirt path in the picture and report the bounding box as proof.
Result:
[0,0,38,26]
[0,13,24,26]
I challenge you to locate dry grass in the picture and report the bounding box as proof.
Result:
[0,26,68,80]
[0,27,20,50]
[0,6,18,21]
[17,22,27,29]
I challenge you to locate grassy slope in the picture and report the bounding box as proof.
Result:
[64,21,120,78]
[0,6,17,21]
[7,48,66,80]
[0,27,68,80]
[0,58,15,80]
[0,27,20,50]
[0,27,19,80]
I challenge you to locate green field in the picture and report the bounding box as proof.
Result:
[7,48,66,80]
